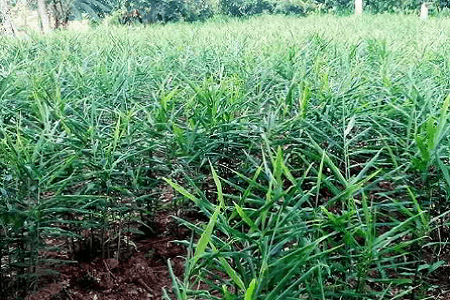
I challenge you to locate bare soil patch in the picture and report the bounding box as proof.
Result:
[24,211,190,300]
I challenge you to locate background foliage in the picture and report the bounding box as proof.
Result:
[5,0,450,26]
[81,0,450,25]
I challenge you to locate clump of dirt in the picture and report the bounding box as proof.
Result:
[25,211,190,300]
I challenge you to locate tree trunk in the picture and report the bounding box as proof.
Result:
[0,0,16,36]
[355,0,363,15]
[37,0,51,33]
[53,0,69,29]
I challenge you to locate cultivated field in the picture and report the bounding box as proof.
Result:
[1,14,450,299]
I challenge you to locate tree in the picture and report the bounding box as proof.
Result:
[37,0,51,33]
[52,0,72,29]
[0,0,16,36]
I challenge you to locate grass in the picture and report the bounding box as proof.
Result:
[1,13,450,299]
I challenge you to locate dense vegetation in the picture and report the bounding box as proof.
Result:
[82,0,450,24]
[4,0,450,29]
[1,14,450,299]
[102,0,450,25]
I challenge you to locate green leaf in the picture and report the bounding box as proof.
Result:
[210,162,224,208]
[192,205,221,266]
[245,278,257,300]
[234,202,258,233]
[163,178,200,207]
[344,115,356,137]
[211,243,245,291]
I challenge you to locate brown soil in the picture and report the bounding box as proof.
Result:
[25,211,190,300]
